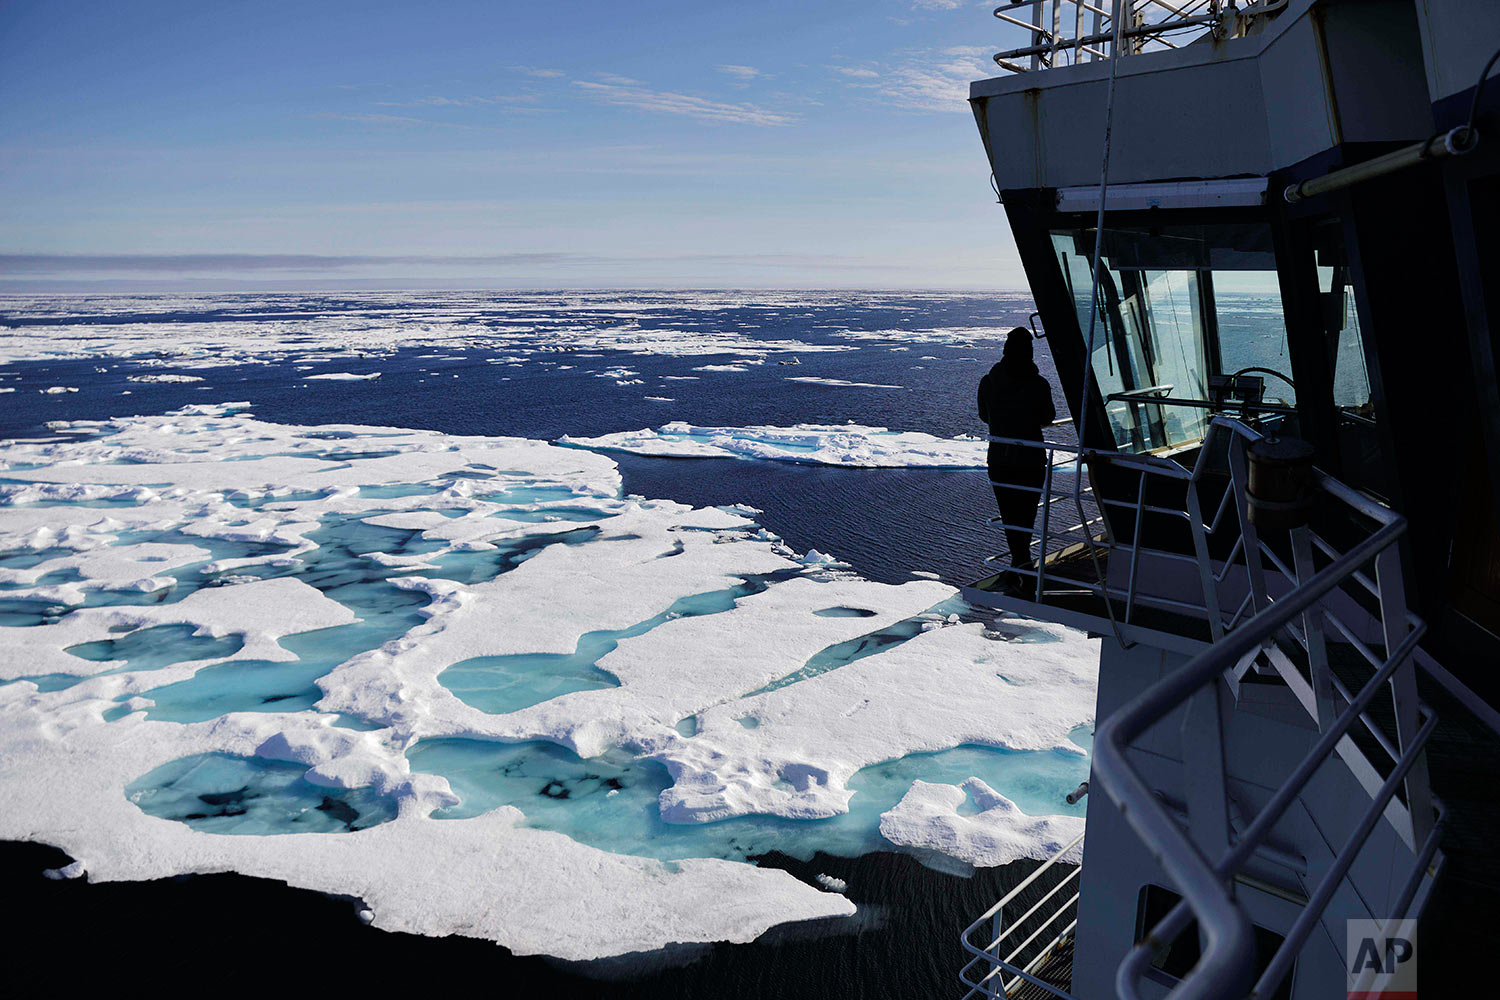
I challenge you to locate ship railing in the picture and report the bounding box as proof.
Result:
[988,417,1379,644]
[1091,535,1444,999]
[959,830,1086,999]
[985,416,1434,832]
[990,0,1290,74]
[977,416,1440,997]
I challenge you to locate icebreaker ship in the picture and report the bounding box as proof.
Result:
[957,3,1500,997]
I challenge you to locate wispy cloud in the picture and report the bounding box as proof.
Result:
[373,95,544,109]
[0,253,591,274]
[716,64,762,81]
[832,47,993,112]
[311,112,481,129]
[511,65,564,78]
[573,80,798,126]
[0,251,921,277]
[594,72,644,86]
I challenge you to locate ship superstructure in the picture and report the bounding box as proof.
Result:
[958,2,1500,997]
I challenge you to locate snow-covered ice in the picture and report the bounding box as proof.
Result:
[0,402,1096,961]
[785,377,903,390]
[558,421,988,469]
[127,374,204,384]
[879,778,1084,866]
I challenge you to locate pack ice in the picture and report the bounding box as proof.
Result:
[0,403,1096,961]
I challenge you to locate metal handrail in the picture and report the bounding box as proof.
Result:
[983,416,1403,627]
[975,416,1439,997]
[960,830,1086,999]
[1093,520,1428,999]
[992,0,1224,71]
[991,0,1293,72]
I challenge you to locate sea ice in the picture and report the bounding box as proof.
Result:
[785,377,903,389]
[128,374,204,384]
[878,778,1084,866]
[558,421,987,469]
[651,621,1096,824]
[0,402,1096,961]
[816,873,848,893]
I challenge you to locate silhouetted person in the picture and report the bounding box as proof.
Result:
[979,328,1056,580]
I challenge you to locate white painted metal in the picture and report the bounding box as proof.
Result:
[960,831,1087,999]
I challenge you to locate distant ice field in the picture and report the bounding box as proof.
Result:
[0,291,1104,964]
[0,290,1065,584]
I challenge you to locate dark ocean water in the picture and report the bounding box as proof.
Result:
[0,291,1076,998]
[0,290,1065,586]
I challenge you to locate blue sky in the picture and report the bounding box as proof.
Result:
[0,0,1026,290]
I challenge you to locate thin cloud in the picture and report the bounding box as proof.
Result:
[0,252,914,275]
[717,64,762,81]
[512,65,564,78]
[371,94,552,113]
[311,112,481,129]
[595,72,644,86]
[573,80,798,126]
[0,253,593,274]
[833,47,993,112]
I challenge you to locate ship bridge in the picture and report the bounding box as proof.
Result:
[956,2,1500,998]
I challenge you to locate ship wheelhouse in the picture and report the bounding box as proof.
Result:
[958,2,1500,998]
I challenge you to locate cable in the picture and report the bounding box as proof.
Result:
[1459,43,1500,151]
[1071,0,1132,647]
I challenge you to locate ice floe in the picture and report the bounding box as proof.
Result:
[878,778,1084,866]
[785,376,903,389]
[559,421,987,468]
[0,402,1096,961]
[127,373,204,384]
[651,621,1096,824]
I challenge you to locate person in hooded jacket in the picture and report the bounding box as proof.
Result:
[978,328,1056,583]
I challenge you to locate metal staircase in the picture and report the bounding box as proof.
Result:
[960,417,1445,998]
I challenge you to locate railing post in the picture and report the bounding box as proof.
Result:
[1290,524,1338,729]
[1031,0,1045,71]
[1035,452,1055,602]
[1225,431,1271,621]
[1374,547,1435,846]
[1050,0,1062,68]
[990,906,1006,998]
[1124,467,1148,624]
[1186,478,1224,640]
[1074,0,1084,65]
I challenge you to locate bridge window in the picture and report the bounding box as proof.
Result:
[1050,222,1296,455]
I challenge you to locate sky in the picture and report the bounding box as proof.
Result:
[0,0,1028,291]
